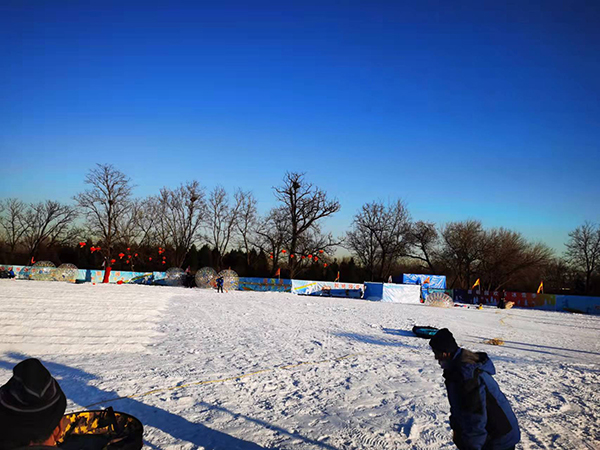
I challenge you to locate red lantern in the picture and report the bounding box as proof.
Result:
[314,257,318,261]
[127,255,131,259]
[134,253,138,257]
[290,254,294,258]
[111,259,116,264]
[324,263,328,267]
[308,254,312,259]
[126,260,130,264]
[269,255,273,259]
[90,247,96,252]
[319,249,324,253]
[119,253,125,259]
[149,257,152,261]
[281,249,286,253]
[127,247,130,251]
[301,256,306,259]
[162,261,166,264]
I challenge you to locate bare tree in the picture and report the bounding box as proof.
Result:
[439,220,484,289]
[74,164,133,269]
[274,172,340,278]
[565,222,600,293]
[22,200,78,260]
[113,198,145,249]
[254,207,290,271]
[407,220,439,273]
[346,221,379,281]
[0,198,29,253]
[478,228,554,291]
[204,186,243,270]
[235,190,258,266]
[131,197,162,248]
[346,200,411,281]
[155,181,205,267]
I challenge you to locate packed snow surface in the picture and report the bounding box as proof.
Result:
[1,280,599,450]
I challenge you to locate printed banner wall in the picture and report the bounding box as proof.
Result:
[401,274,447,289]
[382,283,421,303]
[505,291,556,309]
[364,283,421,303]
[454,289,501,305]
[239,277,292,292]
[291,279,364,296]
[555,296,600,315]
[364,283,384,300]
[3,262,599,314]
[453,289,557,309]
[77,269,164,284]
[0,264,164,284]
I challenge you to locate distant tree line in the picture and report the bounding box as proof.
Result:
[1,163,599,295]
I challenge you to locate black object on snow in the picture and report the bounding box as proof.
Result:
[58,408,143,450]
[412,326,439,339]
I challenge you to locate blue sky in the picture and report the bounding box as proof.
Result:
[1,0,599,253]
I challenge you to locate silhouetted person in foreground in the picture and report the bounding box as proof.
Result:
[430,329,520,450]
[0,358,68,450]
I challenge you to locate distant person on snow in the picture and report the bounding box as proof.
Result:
[429,329,520,450]
[216,276,224,293]
[184,267,195,288]
[0,358,68,450]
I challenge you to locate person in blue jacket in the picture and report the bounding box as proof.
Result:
[216,275,224,293]
[430,329,520,450]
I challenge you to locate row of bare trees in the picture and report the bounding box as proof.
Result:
[0,198,79,261]
[72,165,257,271]
[345,199,600,294]
[1,164,599,293]
[0,165,340,278]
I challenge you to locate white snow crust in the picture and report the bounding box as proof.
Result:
[1,279,598,449]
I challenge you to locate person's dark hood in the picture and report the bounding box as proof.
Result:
[446,348,496,380]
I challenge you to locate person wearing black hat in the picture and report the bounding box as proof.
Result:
[430,329,520,450]
[0,358,67,450]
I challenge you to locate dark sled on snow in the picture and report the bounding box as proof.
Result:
[58,408,143,450]
[412,326,439,339]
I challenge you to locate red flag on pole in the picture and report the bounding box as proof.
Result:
[274,268,281,278]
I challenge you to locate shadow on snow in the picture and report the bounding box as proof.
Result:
[0,352,341,450]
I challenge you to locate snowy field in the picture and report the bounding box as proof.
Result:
[0,279,599,450]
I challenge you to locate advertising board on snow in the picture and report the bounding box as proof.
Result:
[291,279,364,296]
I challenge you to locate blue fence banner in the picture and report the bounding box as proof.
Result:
[400,274,446,289]
[238,277,292,292]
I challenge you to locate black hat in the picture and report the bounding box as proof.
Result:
[429,328,459,355]
[0,358,67,442]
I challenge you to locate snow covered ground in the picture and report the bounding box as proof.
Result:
[0,279,598,450]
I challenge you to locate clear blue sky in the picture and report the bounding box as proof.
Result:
[1,0,599,253]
